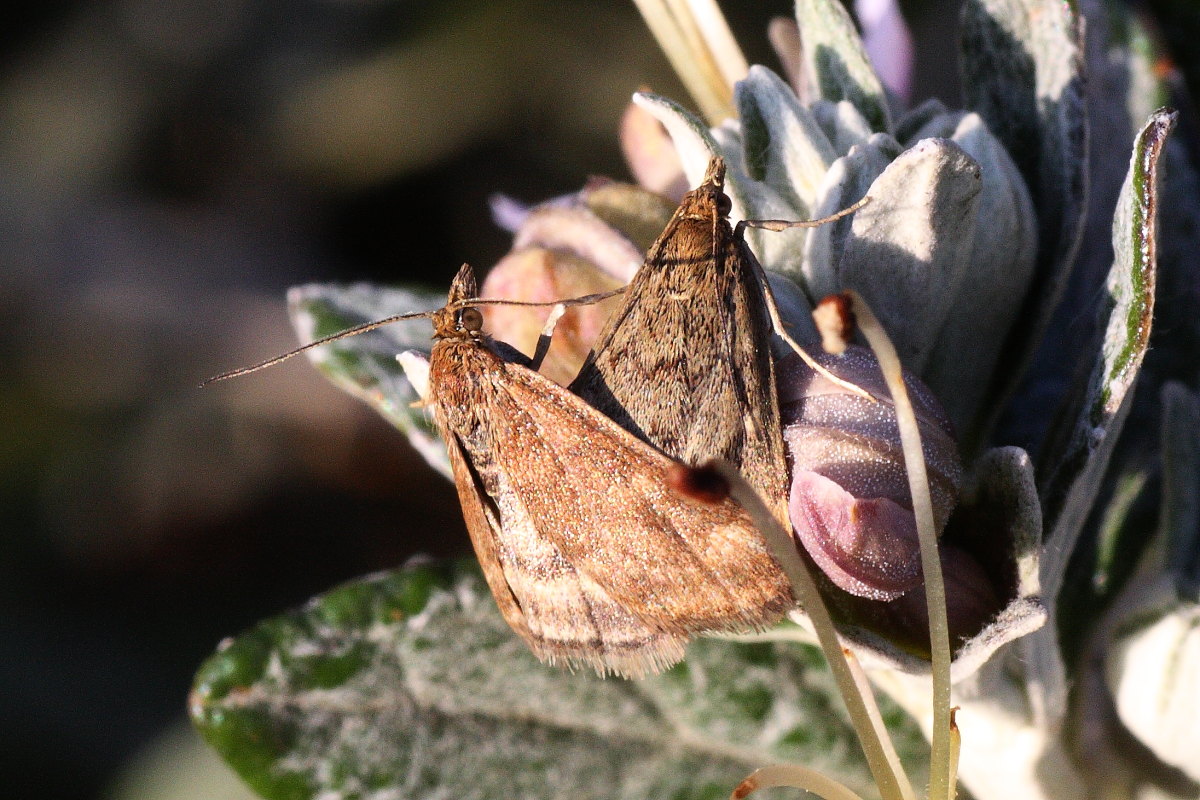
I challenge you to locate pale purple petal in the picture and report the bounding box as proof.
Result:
[855,0,913,103]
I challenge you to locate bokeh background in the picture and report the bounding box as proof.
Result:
[1,1,1194,799]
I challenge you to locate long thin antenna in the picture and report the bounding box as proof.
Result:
[201,309,439,386]
[737,195,874,401]
[201,286,627,386]
[737,194,869,234]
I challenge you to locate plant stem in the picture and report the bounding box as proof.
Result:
[850,291,954,800]
[630,0,738,123]
[714,462,914,800]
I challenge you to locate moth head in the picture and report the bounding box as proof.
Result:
[458,306,484,334]
[432,263,484,340]
[682,156,732,221]
[431,302,485,341]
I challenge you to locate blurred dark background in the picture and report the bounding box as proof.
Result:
[0,0,1191,798]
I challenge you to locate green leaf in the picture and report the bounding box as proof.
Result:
[1078,387,1200,789]
[1029,108,1176,730]
[1042,108,1175,566]
[794,0,892,134]
[287,283,450,478]
[1106,596,1200,785]
[734,65,835,213]
[923,112,1039,442]
[959,0,1088,437]
[830,138,983,372]
[958,447,1046,682]
[894,99,949,146]
[191,562,925,800]
[630,92,726,191]
[1159,383,1200,597]
[632,90,814,284]
[803,132,900,302]
[810,99,874,156]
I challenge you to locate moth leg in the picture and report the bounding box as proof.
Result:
[736,209,875,402]
[529,303,569,371]
[744,241,874,402]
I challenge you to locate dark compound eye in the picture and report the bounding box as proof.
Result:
[459,307,484,332]
[715,192,732,217]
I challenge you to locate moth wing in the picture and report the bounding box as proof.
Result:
[441,426,531,642]
[438,376,686,678]
[491,362,793,636]
[569,218,790,531]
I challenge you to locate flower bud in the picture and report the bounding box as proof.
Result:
[778,344,963,600]
[824,543,1001,658]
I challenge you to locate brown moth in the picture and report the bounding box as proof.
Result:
[429,263,792,678]
[570,156,790,529]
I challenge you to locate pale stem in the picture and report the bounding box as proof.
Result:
[731,764,866,800]
[843,648,916,800]
[848,291,954,800]
[682,0,749,88]
[630,0,737,123]
[712,462,913,800]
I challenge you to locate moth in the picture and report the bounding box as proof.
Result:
[428,263,793,677]
[570,156,792,528]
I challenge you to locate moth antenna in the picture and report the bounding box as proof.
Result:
[733,197,874,401]
[751,262,874,401]
[203,286,628,387]
[451,286,627,312]
[736,194,870,233]
[529,303,569,371]
[201,308,437,386]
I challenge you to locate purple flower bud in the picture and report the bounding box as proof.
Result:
[823,543,1002,657]
[778,345,963,600]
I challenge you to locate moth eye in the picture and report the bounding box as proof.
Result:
[715,193,732,216]
[459,307,484,332]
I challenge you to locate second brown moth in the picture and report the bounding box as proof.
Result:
[428,264,792,678]
[570,157,791,529]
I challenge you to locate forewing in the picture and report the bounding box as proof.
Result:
[570,218,790,528]
[433,342,687,677]
[493,360,793,635]
[441,427,531,642]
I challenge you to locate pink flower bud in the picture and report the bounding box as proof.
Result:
[823,543,1001,657]
[778,345,963,600]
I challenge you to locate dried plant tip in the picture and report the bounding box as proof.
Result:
[949,706,961,792]
[813,292,856,354]
[730,764,867,800]
[667,461,731,504]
